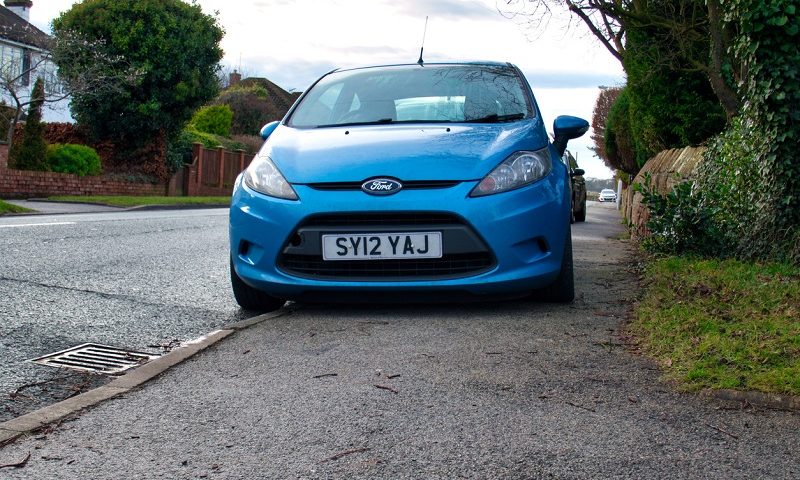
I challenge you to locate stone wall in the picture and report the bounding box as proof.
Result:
[621,147,706,239]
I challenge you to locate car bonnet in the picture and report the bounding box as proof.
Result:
[259,120,549,183]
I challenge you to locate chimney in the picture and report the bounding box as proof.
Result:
[229,70,241,87]
[5,0,32,22]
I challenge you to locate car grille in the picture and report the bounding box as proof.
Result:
[299,212,465,227]
[306,180,460,191]
[277,212,495,280]
[280,252,494,279]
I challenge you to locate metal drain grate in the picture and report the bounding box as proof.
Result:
[32,343,159,375]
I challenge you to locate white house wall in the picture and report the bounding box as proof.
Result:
[0,41,73,124]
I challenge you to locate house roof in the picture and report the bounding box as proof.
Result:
[239,77,302,117]
[0,6,50,50]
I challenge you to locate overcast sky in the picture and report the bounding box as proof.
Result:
[29,0,624,178]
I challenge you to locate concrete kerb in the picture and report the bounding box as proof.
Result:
[0,307,293,448]
[122,204,230,212]
[1,200,229,216]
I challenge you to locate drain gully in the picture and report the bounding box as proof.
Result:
[32,343,160,375]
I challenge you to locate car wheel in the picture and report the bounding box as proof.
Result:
[529,227,574,303]
[230,259,286,312]
[575,203,586,222]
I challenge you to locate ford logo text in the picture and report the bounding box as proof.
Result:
[361,178,403,196]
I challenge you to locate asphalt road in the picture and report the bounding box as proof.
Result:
[1,202,797,479]
[0,208,249,421]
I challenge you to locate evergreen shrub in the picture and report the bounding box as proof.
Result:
[47,143,102,176]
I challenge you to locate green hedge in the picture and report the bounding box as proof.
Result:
[46,143,102,176]
[190,104,233,137]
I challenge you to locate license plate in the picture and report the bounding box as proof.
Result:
[321,232,442,260]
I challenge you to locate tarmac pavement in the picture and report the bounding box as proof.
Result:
[0,203,798,479]
[3,199,124,215]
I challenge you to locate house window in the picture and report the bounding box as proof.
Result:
[39,59,64,95]
[22,50,31,86]
[0,44,25,81]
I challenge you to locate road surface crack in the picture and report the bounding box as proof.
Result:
[0,276,166,308]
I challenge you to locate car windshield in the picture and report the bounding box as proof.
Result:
[288,64,533,128]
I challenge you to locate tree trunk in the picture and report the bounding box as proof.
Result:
[707,0,740,119]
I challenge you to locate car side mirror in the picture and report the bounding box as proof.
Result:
[552,115,589,157]
[260,121,280,140]
[571,168,585,177]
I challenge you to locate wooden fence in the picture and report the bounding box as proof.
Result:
[183,143,255,196]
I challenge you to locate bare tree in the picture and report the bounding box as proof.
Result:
[0,32,140,147]
[500,0,740,118]
[0,49,60,145]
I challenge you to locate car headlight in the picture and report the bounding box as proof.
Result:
[244,154,298,200]
[470,149,552,197]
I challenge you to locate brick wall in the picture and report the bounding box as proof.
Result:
[0,168,169,198]
[0,143,169,198]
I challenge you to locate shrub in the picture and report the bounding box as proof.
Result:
[46,144,102,176]
[230,134,263,154]
[604,87,638,175]
[10,78,48,171]
[634,174,729,257]
[190,105,233,137]
[0,101,14,141]
[215,84,273,135]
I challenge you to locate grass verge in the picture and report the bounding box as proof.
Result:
[0,199,34,214]
[631,256,800,395]
[47,196,230,208]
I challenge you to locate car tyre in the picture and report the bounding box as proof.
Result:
[575,203,586,222]
[230,259,286,312]
[529,227,574,303]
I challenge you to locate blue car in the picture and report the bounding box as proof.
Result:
[230,62,589,311]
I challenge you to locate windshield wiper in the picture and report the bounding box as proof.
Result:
[316,118,395,128]
[465,113,526,123]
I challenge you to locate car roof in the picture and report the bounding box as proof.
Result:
[329,61,514,75]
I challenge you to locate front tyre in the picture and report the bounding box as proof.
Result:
[230,259,286,312]
[575,202,586,222]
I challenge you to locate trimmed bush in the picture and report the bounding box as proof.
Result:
[47,144,102,176]
[190,104,233,137]
[11,78,48,171]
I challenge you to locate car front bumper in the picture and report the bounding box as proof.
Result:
[230,176,570,300]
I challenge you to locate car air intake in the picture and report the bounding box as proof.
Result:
[277,212,495,280]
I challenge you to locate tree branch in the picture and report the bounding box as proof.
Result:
[566,1,624,62]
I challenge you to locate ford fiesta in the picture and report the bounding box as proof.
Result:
[229,62,589,311]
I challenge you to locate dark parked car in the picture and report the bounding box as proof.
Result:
[563,150,586,222]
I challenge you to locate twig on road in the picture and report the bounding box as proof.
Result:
[707,423,739,439]
[312,373,338,379]
[0,452,31,469]
[566,401,596,412]
[319,447,371,463]
[374,384,399,394]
